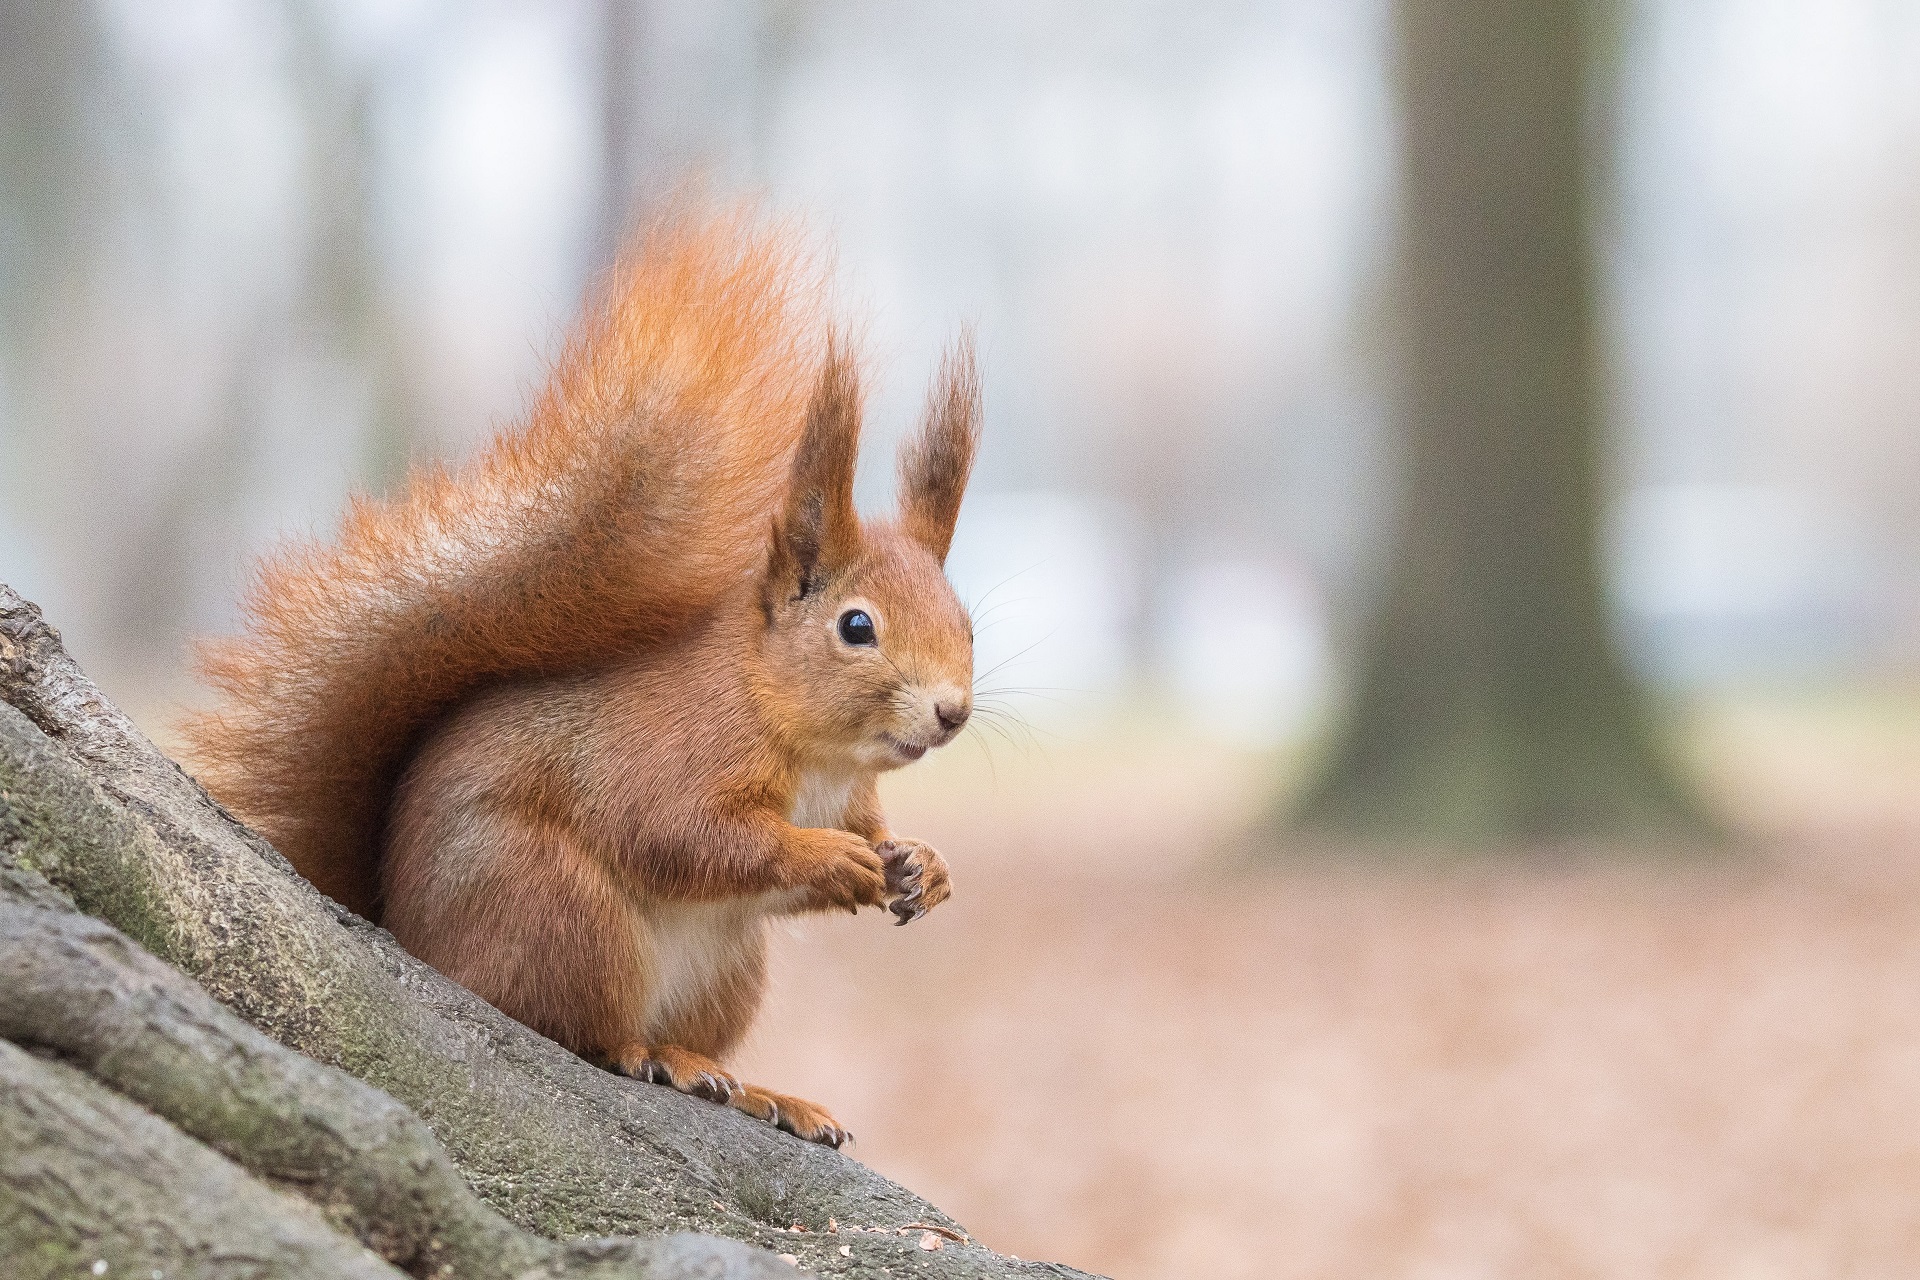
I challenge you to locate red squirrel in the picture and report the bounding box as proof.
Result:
[181,208,979,1146]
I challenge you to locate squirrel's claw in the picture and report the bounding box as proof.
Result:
[888,886,929,925]
[694,1071,736,1103]
[612,1044,741,1105]
[730,1084,852,1148]
[879,836,948,925]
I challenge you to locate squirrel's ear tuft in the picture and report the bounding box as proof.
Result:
[769,339,863,600]
[897,334,981,564]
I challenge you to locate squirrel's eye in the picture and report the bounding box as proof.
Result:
[837,609,877,646]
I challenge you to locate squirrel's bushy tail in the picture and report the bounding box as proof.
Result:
[181,207,829,918]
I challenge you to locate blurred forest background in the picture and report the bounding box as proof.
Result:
[5,1,1920,1277]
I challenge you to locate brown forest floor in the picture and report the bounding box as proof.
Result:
[734,690,1920,1280]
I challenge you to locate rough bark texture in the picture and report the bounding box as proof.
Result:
[0,582,1093,1280]
[1,1039,404,1280]
[1293,0,1700,843]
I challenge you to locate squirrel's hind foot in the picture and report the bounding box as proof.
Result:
[731,1084,852,1149]
[606,1045,847,1148]
[608,1042,741,1104]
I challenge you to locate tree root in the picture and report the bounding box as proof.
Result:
[0,583,1093,1280]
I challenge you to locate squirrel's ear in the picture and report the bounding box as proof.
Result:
[769,341,863,600]
[896,334,981,564]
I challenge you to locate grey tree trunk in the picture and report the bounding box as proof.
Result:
[599,0,645,262]
[1293,0,1699,843]
[0,583,1093,1279]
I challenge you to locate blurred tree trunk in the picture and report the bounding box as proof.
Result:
[1293,0,1700,842]
[283,0,421,492]
[599,0,645,260]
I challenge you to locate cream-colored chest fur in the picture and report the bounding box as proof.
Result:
[787,766,855,829]
[629,766,862,1040]
[633,897,763,1037]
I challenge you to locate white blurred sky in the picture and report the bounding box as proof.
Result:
[2,0,1918,743]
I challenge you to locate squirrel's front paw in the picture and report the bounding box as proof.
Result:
[877,838,952,924]
[784,830,888,913]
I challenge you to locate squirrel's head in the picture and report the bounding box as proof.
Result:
[757,339,980,772]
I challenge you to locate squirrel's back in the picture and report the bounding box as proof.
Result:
[181,207,831,918]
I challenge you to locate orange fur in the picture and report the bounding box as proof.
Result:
[181,206,982,1147]
[182,208,827,918]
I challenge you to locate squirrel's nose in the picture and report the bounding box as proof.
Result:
[934,701,970,734]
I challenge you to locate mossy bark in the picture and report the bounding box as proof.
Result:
[1,1040,405,1280]
[1291,0,1702,844]
[0,582,1092,1280]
